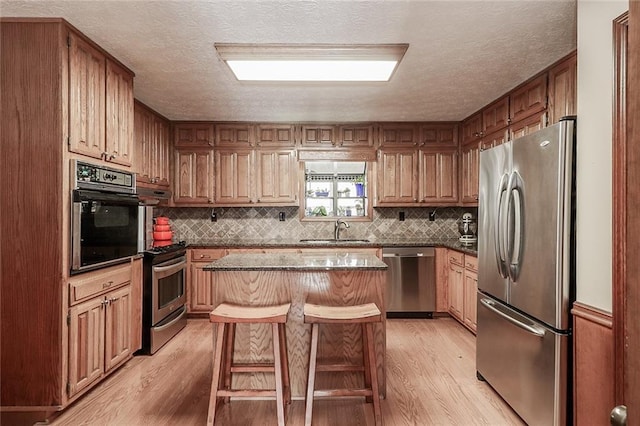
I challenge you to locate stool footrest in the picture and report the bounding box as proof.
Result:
[218,389,277,398]
[316,364,364,372]
[231,363,276,373]
[313,388,373,398]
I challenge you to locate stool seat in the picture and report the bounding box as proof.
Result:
[304,302,381,323]
[210,302,291,323]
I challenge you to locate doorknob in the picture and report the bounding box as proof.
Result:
[610,405,627,426]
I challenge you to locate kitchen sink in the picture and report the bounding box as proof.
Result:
[299,238,371,243]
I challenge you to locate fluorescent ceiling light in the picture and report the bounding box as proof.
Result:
[215,43,408,82]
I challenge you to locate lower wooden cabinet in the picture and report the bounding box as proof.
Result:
[447,250,465,321]
[446,249,478,334]
[67,262,139,398]
[463,256,478,333]
[188,249,227,313]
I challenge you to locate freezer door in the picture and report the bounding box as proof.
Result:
[508,120,574,329]
[476,293,568,426]
[478,142,511,302]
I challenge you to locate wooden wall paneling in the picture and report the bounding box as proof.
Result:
[0,20,65,408]
[571,303,615,425]
[130,258,143,352]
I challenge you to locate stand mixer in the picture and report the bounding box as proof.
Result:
[458,212,478,246]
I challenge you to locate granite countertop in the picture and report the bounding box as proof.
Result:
[203,252,388,271]
[188,237,478,256]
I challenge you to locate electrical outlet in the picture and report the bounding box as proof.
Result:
[429,211,436,221]
[278,211,285,221]
[211,210,217,222]
[399,211,405,221]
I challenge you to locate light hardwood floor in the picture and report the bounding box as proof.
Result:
[49,318,524,425]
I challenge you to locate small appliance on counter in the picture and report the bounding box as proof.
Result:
[458,212,477,246]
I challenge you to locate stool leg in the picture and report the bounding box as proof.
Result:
[362,324,373,403]
[272,323,286,426]
[222,322,236,404]
[365,323,383,426]
[207,322,227,426]
[305,323,320,426]
[279,323,292,405]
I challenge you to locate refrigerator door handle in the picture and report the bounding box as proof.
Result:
[494,173,510,278]
[506,171,525,281]
[480,298,546,337]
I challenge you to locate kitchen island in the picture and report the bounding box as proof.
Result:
[203,251,388,398]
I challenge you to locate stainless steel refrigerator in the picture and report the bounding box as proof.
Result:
[476,117,576,426]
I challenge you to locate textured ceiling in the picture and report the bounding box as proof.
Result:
[0,1,576,122]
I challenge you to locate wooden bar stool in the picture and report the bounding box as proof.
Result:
[303,302,383,426]
[207,302,292,426]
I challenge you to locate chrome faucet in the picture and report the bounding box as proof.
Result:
[334,219,350,240]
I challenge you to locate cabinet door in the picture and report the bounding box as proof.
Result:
[173,149,214,205]
[215,123,253,147]
[105,60,134,166]
[461,112,483,145]
[256,150,297,204]
[509,74,547,124]
[460,141,480,205]
[379,123,419,147]
[376,149,418,204]
[547,52,577,125]
[419,149,458,204]
[174,122,214,147]
[69,32,106,161]
[481,128,509,150]
[153,115,171,187]
[419,124,458,147]
[448,261,464,321]
[68,297,105,397]
[435,248,449,313]
[482,96,509,135]
[104,285,132,371]
[189,263,214,312]
[509,110,547,140]
[215,149,253,204]
[134,103,153,181]
[300,125,336,147]
[463,269,478,333]
[130,258,143,352]
[255,124,296,147]
[338,124,375,148]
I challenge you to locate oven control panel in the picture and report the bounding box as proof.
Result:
[73,160,136,194]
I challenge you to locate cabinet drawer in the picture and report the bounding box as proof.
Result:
[69,263,131,305]
[448,250,465,266]
[190,248,227,262]
[465,255,478,272]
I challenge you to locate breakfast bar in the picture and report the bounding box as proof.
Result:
[203,252,388,398]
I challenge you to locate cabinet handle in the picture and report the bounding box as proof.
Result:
[109,297,117,303]
[199,254,210,259]
[109,154,116,161]
[101,299,109,307]
[102,280,114,289]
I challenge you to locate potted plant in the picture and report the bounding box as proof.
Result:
[354,175,365,197]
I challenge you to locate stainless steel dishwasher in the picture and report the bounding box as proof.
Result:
[382,247,435,318]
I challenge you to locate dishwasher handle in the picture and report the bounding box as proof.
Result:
[383,252,433,257]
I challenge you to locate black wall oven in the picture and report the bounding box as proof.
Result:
[71,160,142,273]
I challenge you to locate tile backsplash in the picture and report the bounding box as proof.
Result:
[155,206,477,242]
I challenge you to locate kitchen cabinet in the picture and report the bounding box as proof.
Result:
[214,149,253,205]
[463,255,478,333]
[447,250,464,322]
[509,74,547,124]
[67,262,137,398]
[509,109,547,140]
[337,124,376,148]
[378,123,420,147]
[547,52,577,125]
[419,148,458,204]
[376,149,418,204]
[435,248,449,313]
[419,123,458,147]
[256,150,298,204]
[69,32,134,167]
[134,101,171,187]
[188,249,227,313]
[173,149,214,205]
[482,96,510,135]
[215,123,253,147]
[461,112,483,145]
[255,124,296,147]
[174,122,214,147]
[300,125,337,147]
[481,128,509,150]
[460,140,480,205]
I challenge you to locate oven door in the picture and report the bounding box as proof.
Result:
[152,255,187,325]
[72,189,141,272]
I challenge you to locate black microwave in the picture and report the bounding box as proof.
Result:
[71,161,143,273]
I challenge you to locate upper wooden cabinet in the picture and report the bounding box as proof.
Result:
[509,74,547,124]
[482,96,509,135]
[460,140,481,206]
[481,128,509,150]
[379,123,420,147]
[173,149,214,205]
[376,148,418,204]
[69,32,134,167]
[214,149,253,205]
[547,52,577,125]
[174,122,214,147]
[134,101,170,187]
[215,123,253,147]
[419,148,458,204]
[461,113,483,145]
[510,110,547,140]
[255,150,298,204]
[300,125,336,147]
[255,124,296,147]
[337,124,375,148]
[419,123,458,147]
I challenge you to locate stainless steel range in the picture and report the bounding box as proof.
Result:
[141,242,187,354]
